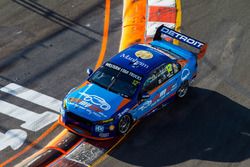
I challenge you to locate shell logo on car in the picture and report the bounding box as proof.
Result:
[135,50,153,59]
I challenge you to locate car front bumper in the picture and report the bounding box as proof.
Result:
[59,108,117,140]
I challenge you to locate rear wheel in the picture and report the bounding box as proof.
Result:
[118,114,132,134]
[177,81,189,98]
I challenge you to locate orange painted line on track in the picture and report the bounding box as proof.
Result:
[45,138,84,167]
[44,129,68,148]
[14,1,111,166]
[0,122,59,167]
[46,146,67,155]
[92,1,181,165]
[90,0,146,166]
[7,0,181,166]
[94,0,111,70]
[173,0,182,45]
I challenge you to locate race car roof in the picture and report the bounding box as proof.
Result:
[109,44,174,76]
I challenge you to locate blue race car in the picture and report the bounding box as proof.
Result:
[59,25,207,140]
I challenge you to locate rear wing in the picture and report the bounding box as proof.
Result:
[153,25,208,59]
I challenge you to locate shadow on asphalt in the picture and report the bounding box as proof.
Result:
[0,0,102,74]
[109,87,250,166]
[0,0,122,85]
[13,0,103,38]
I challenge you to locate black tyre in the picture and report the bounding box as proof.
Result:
[118,114,132,134]
[177,81,189,98]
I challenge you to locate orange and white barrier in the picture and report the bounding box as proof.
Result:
[119,0,147,51]
[119,0,180,51]
[146,0,176,42]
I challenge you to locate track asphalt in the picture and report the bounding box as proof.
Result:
[100,0,250,167]
[0,0,249,167]
[0,0,122,166]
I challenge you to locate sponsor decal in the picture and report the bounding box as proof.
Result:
[171,83,177,91]
[118,108,130,118]
[95,125,104,133]
[181,69,190,81]
[161,27,204,49]
[120,54,149,69]
[132,80,140,86]
[92,111,102,118]
[68,97,108,118]
[69,98,82,103]
[138,100,152,111]
[99,132,109,138]
[73,127,84,134]
[96,112,108,118]
[138,84,177,111]
[69,98,92,108]
[89,105,102,112]
[135,50,153,59]
[78,92,111,111]
[166,64,173,73]
[105,62,142,81]
[105,62,121,71]
[109,125,115,131]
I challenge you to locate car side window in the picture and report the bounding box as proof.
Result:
[142,62,181,92]
[172,63,181,74]
[142,71,158,92]
[143,63,171,92]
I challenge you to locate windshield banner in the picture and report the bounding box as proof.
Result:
[105,62,142,81]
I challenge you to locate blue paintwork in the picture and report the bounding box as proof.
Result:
[130,73,181,120]
[65,83,123,122]
[151,40,196,60]
[159,26,205,49]
[109,44,174,76]
[60,29,203,139]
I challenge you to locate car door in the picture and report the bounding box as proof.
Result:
[130,62,181,120]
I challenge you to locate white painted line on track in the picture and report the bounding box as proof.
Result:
[0,83,61,112]
[0,100,58,132]
[0,129,27,151]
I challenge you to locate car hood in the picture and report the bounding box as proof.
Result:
[65,83,128,121]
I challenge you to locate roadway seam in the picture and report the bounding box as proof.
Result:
[94,0,111,70]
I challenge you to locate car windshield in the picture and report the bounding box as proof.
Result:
[88,62,142,98]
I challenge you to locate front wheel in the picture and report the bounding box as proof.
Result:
[118,114,132,134]
[177,81,189,98]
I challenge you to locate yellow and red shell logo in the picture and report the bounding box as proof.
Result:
[135,50,153,59]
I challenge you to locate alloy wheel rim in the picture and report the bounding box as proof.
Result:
[119,115,131,134]
[178,85,188,97]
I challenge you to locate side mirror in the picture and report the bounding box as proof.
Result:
[141,92,150,100]
[86,68,93,76]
